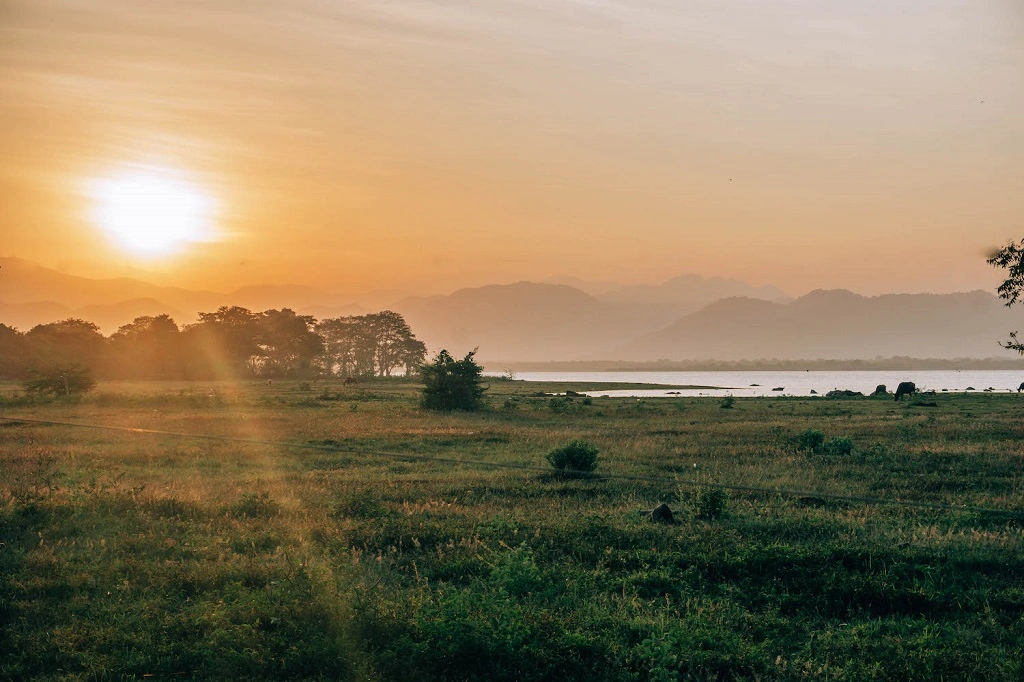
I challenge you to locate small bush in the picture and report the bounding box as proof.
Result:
[23,364,96,396]
[720,396,735,409]
[546,439,599,477]
[825,436,854,456]
[549,397,574,413]
[489,544,544,597]
[692,487,729,520]
[796,429,826,453]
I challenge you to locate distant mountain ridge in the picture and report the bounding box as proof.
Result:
[3,258,1020,362]
[602,274,791,306]
[0,258,378,332]
[393,276,796,361]
[620,289,1024,361]
[0,257,223,311]
[394,282,613,361]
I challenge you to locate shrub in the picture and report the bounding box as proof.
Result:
[796,429,826,453]
[419,349,485,411]
[23,364,96,396]
[489,544,544,597]
[825,436,854,456]
[546,439,599,477]
[720,396,735,409]
[692,486,729,520]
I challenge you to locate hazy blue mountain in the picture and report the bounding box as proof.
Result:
[395,282,624,361]
[620,289,1024,361]
[0,300,77,332]
[7,258,1015,363]
[0,258,378,331]
[0,257,223,311]
[601,274,791,306]
[0,298,189,334]
[76,299,190,335]
[221,284,344,311]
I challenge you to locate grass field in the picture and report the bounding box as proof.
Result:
[1,379,1022,680]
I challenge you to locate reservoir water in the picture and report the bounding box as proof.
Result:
[488,370,1024,398]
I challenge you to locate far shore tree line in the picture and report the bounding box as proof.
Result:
[0,307,427,383]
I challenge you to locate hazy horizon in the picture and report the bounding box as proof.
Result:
[3,1,1022,298]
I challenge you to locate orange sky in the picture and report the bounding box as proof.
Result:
[2,0,1022,297]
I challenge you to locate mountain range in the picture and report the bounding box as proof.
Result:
[620,289,1024,361]
[2,257,1022,362]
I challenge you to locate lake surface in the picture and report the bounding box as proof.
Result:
[488,370,1024,398]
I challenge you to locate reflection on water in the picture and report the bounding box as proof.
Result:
[490,370,1024,398]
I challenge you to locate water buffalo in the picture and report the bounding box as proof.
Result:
[1018,382,1024,393]
[894,381,916,401]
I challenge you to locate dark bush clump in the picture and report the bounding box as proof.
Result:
[23,364,96,396]
[692,486,729,520]
[796,429,826,453]
[825,436,854,456]
[546,439,599,477]
[419,349,485,411]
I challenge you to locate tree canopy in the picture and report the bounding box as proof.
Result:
[0,308,426,382]
[988,241,1024,353]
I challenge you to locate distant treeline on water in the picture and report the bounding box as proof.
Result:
[0,308,427,381]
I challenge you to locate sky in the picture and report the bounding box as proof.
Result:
[1,0,1022,297]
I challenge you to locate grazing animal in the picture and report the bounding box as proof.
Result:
[1018,382,1024,393]
[873,384,887,396]
[343,377,357,386]
[894,381,916,401]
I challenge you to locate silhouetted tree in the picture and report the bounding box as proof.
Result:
[25,319,106,372]
[400,337,428,376]
[109,314,182,379]
[2,307,428,382]
[183,306,261,377]
[989,241,1024,352]
[0,323,28,379]
[316,317,364,378]
[255,309,323,377]
[419,349,485,411]
[367,310,423,376]
[316,311,424,378]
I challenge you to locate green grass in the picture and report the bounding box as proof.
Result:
[1,380,1022,680]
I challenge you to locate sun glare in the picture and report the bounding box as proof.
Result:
[88,167,217,257]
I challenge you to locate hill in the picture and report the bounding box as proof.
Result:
[395,282,616,362]
[621,289,1024,360]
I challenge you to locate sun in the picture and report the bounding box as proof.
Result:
[88,166,217,257]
